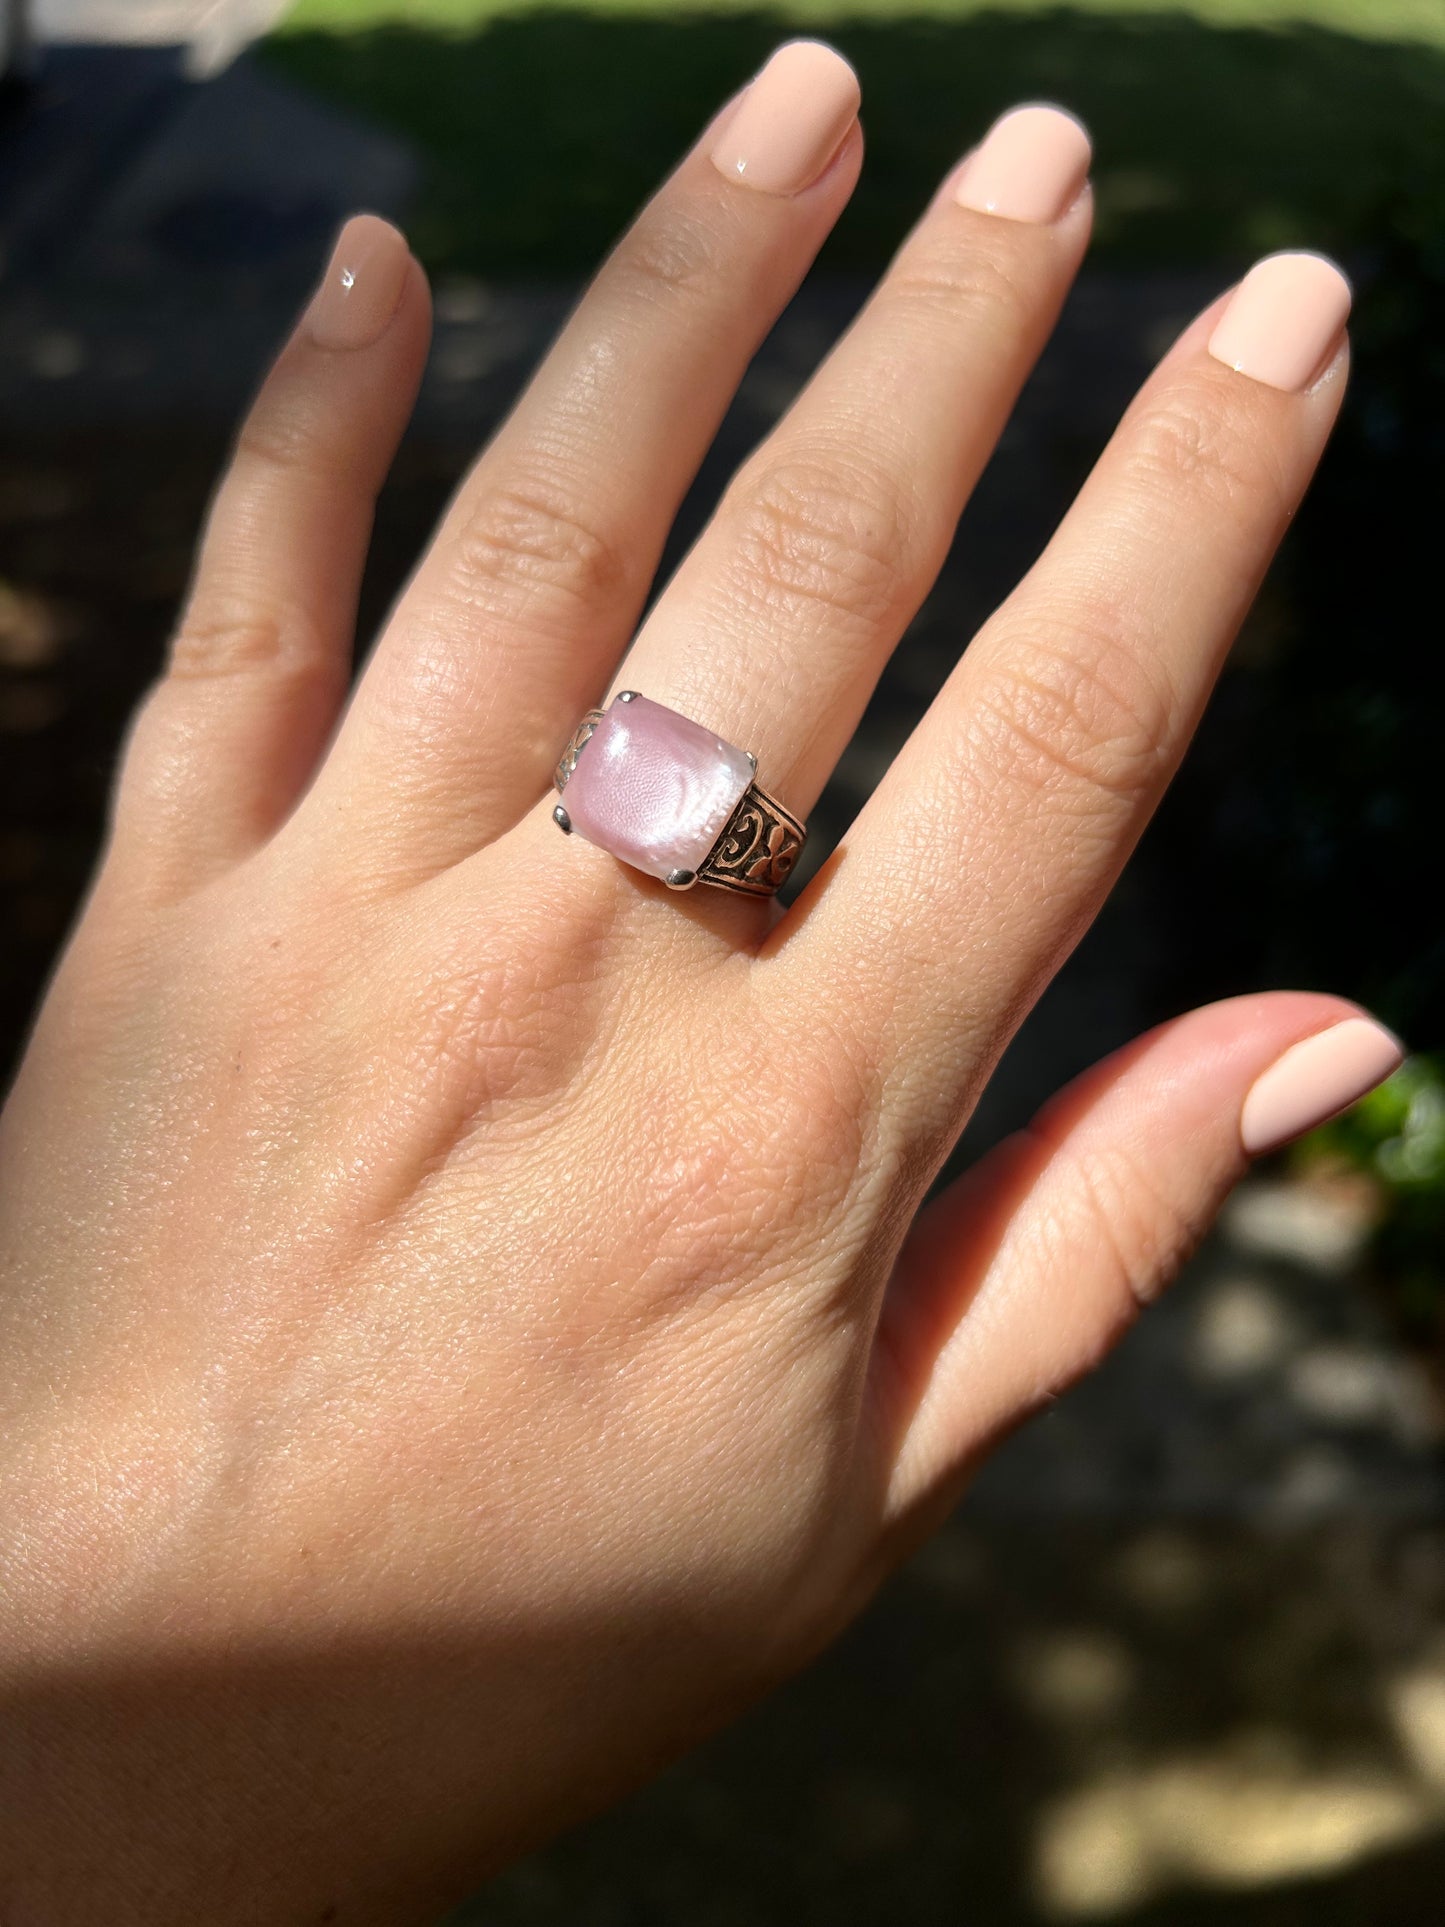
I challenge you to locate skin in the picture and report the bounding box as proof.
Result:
[0,52,1365,1927]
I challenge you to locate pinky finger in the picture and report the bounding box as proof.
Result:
[871,992,1404,1534]
[112,215,431,897]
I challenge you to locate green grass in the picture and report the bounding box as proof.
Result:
[264,4,1445,278]
[276,0,1445,50]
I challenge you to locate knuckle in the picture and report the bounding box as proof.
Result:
[234,405,333,490]
[972,612,1179,806]
[444,476,637,623]
[1122,388,1284,527]
[725,453,913,635]
[168,595,326,683]
[610,200,729,303]
[1072,1139,1211,1315]
[417,963,559,1119]
[887,239,1034,336]
[623,1020,871,1320]
[759,1035,870,1196]
[405,909,596,1129]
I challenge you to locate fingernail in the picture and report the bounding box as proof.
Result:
[710,40,860,196]
[1207,251,1352,392]
[1240,1017,1404,1156]
[953,103,1091,224]
[304,214,411,351]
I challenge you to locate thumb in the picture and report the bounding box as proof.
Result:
[873,992,1403,1531]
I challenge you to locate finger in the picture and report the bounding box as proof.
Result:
[778,253,1353,1143]
[577,104,1093,851]
[871,993,1403,1531]
[309,42,864,886]
[113,216,430,895]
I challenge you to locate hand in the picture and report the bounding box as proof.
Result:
[0,42,1400,1926]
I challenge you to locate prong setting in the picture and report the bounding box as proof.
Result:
[665,868,697,891]
[617,689,639,702]
[552,804,572,834]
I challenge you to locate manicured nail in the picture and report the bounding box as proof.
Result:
[1207,251,1352,392]
[304,214,411,351]
[953,104,1091,224]
[710,40,860,196]
[1240,1017,1404,1156]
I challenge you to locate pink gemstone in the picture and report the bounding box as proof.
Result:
[563,694,753,881]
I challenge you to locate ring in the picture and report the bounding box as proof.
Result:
[552,692,806,897]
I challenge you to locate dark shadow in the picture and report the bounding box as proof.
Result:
[451,1519,1445,1924]
[1,1521,1443,1925]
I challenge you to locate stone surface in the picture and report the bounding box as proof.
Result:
[563,693,753,883]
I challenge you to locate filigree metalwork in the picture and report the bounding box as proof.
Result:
[697,783,806,897]
[553,708,605,793]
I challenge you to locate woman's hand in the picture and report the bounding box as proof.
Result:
[0,42,1399,1926]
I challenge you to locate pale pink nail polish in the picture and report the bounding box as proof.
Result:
[1207,251,1352,392]
[561,694,753,882]
[709,40,860,196]
[1240,1017,1403,1156]
[953,104,1091,224]
[304,214,411,351]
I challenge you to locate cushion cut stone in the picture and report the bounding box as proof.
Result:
[563,694,754,881]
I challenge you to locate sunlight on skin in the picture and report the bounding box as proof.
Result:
[275,0,1445,57]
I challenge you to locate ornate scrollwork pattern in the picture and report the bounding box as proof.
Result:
[553,708,605,793]
[697,784,806,897]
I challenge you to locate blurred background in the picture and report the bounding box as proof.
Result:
[2,1,1443,1920]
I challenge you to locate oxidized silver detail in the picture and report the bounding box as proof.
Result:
[696,783,806,897]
